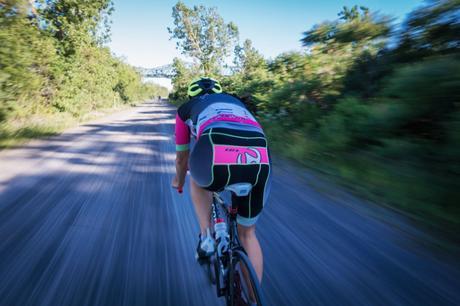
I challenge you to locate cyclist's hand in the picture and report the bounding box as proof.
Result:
[172,175,183,193]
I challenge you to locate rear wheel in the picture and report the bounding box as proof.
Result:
[226,249,264,306]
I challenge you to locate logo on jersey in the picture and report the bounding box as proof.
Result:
[213,145,269,165]
[236,147,261,164]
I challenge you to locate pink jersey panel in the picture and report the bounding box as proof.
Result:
[213,145,269,165]
[175,114,190,145]
[197,114,262,138]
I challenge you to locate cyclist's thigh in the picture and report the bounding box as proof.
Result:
[232,163,271,227]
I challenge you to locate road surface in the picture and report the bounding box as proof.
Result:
[0,101,459,306]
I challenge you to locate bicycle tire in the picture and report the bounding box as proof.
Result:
[227,249,264,306]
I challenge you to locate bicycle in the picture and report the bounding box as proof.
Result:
[204,182,265,306]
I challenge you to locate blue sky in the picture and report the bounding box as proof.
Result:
[108,0,424,68]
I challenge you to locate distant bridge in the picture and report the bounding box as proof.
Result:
[139,64,175,79]
[138,62,234,79]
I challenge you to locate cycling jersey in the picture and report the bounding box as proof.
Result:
[175,93,263,151]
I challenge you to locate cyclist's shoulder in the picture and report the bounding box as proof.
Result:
[203,92,246,106]
[180,93,240,109]
[177,93,246,120]
[177,97,197,118]
[177,95,209,120]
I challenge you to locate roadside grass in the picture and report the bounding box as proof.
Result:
[265,125,460,245]
[0,103,142,149]
[0,126,62,149]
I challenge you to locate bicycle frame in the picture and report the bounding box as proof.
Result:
[209,191,264,306]
[212,192,240,247]
[211,192,243,297]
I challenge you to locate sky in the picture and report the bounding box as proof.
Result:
[108,0,424,69]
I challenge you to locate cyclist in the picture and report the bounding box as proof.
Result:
[172,77,271,282]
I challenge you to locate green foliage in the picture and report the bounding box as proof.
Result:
[168,1,239,75]
[42,0,114,55]
[316,97,373,152]
[378,56,460,141]
[302,5,391,47]
[0,0,166,144]
[400,0,460,57]
[169,57,201,104]
[233,40,267,79]
[224,39,272,111]
[0,1,56,120]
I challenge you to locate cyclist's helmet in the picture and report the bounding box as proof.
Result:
[187,77,222,98]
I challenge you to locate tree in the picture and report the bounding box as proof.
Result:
[233,39,267,77]
[298,6,392,106]
[301,5,391,48]
[338,5,369,21]
[42,0,114,55]
[169,57,200,103]
[168,1,239,75]
[222,39,271,112]
[396,0,460,60]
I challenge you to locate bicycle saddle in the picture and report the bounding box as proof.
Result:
[224,183,252,197]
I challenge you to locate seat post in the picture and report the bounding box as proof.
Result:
[229,197,239,218]
[224,182,252,220]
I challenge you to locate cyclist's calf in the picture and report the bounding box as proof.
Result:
[237,224,263,282]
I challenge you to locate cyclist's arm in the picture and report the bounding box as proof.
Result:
[174,113,190,189]
[175,113,190,151]
[174,150,188,189]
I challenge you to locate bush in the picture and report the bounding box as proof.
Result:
[0,11,57,121]
[0,1,168,145]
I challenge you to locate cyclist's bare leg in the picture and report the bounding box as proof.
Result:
[237,224,263,282]
[190,178,213,234]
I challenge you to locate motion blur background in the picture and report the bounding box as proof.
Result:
[1,1,460,305]
[1,0,459,244]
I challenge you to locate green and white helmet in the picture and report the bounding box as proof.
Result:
[187,77,222,98]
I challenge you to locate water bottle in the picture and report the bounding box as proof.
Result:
[214,218,229,256]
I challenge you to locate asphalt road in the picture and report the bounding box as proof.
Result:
[0,101,459,306]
